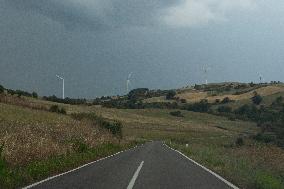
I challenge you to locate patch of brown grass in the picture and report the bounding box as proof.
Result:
[0,103,115,166]
[0,94,49,111]
[176,86,284,103]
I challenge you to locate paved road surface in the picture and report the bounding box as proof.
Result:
[25,141,237,189]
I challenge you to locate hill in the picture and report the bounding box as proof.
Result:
[0,83,284,188]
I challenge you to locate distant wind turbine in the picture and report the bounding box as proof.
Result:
[56,75,65,99]
[202,65,211,85]
[126,72,133,94]
[259,73,263,83]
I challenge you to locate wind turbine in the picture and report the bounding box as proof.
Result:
[56,75,65,99]
[259,73,263,83]
[202,65,211,85]
[126,72,133,94]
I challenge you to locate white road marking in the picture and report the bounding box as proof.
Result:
[22,144,144,189]
[127,161,144,189]
[164,144,239,189]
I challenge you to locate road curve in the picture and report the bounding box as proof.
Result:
[25,141,236,189]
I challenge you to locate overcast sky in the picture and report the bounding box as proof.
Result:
[1,0,284,98]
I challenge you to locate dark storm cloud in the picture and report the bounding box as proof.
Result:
[3,0,178,30]
[1,0,284,98]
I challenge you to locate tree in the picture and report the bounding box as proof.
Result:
[166,90,176,100]
[128,88,149,100]
[0,85,4,93]
[32,92,38,98]
[252,92,262,105]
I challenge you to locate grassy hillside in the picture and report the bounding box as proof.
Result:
[1,83,284,188]
[0,99,138,188]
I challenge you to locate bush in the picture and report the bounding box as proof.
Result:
[185,99,210,113]
[180,99,187,103]
[99,119,123,138]
[170,111,184,117]
[217,106,232,113]
[0,85,4,93]
[254,133,276,143]
[235,137,244,146]
[221,97,231,104]
[166,90,176,100]
[275,96,283,104]
[49,105,66,114]
[252,92,262,105]
[32,92,38,98]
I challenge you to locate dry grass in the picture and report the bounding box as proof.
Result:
[176,85,284,103]
[0,94,50,111]
[0,103,115,166]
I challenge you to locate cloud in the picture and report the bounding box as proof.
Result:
[161,0,257,28]
[3,0,176,30]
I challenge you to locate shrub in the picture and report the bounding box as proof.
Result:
[166,90,176,100]
[235,137,244,146]
[49,105,66,114]
[217,106,232,113]
[252,92,262,105]
[101,120,123,138]
[185,100,210,113]
[221,97,231,104]
[49,105,59,112]
[59,108,66,114]
[32,92,38,98]
[0,85,4,93]
[128,88,149,100]
[170,111,184,117]
[276,96,283,103]
[180,99,187,103]
[254,133,276,143]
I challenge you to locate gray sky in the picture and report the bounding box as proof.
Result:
[1,0,284,98]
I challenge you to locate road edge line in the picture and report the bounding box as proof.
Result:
[163,143,239,189]
[23,144,143,189]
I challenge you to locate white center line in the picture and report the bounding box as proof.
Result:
[127,161,144,189]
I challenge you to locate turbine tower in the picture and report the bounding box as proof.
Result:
[56,75,65,99]
[259,73,263,83]
[202,65,211,85]
[126,72,133,94]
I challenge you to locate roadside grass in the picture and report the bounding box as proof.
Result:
[0,103,118,166]
[0,142,137,189]
[167,139,284,189]
[0,102,144,188]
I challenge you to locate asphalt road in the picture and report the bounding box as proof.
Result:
[25,141,237,189]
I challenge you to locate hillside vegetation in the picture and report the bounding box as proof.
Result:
[0,91,138,188]
[0,83,284,188]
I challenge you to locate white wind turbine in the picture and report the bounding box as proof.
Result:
[259,73,263,83]
[56,75,65,99]
[202,65,211,85]
[126,72,133,94]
